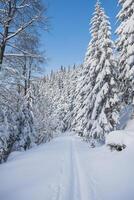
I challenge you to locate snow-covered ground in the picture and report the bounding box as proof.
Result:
[0,134,134,200]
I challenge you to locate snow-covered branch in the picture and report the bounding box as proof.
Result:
[6,16,39,41]
[4,53,43,59]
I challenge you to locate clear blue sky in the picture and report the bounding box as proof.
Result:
[43,0,119,73]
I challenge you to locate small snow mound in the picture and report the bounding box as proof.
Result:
[106,131,134,149]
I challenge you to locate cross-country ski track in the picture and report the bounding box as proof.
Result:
[0,134,134,200]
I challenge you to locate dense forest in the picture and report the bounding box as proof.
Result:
[0,0,134,164]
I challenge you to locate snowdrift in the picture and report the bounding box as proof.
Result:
[106,130,134,151]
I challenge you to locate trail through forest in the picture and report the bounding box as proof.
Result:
[0,134,134,200]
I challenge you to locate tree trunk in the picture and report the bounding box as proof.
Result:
[0,44,6,70]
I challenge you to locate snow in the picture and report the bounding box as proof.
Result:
[122,0,133,10]
[106,130,134,147]
[0,134,134,200]
[106,111,134,148]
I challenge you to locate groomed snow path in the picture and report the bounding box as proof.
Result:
[0,135,134,200]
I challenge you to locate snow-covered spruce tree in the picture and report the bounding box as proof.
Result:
[51,65,80,133]
[64,65,81,130]
[88,6,120,142]
[38,65,81,134]
[36,68,68,135]
[0,77,35,162]
[31,79,55,144]
[116,0,134,105]
[15,95,35,151]
[49,67,68,132]
[72,1,104,135]
[72,1,120,142]
[71,64,86,134]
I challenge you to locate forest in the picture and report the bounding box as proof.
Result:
[0,0,134,200]
[0,0,134,161]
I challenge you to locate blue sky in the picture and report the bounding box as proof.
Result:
[43,0,119,73]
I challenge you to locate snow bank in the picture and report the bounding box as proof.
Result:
[106,130,134,148]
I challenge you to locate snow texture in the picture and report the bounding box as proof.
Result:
[0,134,134,200]
[106,130,134,147]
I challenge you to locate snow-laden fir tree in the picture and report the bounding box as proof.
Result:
[73,1,120,142]
[0,78,35,162]
[51,67,68,132]
[38,64,81,134]
[31,79,55,144]
[72,1,105,135]
[64,65,81,130]
[89,7,120,142]
[50,66,79,132]
[38,67,69,134]
[116,0,134,105]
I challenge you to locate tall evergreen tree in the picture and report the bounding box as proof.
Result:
[89,8,120,142]
[73,1,120,142]
[65,65,81,130]
[72,1,103,135]
[116,0,134,105]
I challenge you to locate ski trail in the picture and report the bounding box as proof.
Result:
[0,135,100,200]
[51,137,85,200]
[52,136,99,200]
[55,158,64,200]
[0,135,133,200]
[49,156,65,200]
[69,139,81,200]
[71,137,90,200]
[73,137,101,200]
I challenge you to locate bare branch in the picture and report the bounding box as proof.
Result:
[4,53,43,59]
[6,16,39,41]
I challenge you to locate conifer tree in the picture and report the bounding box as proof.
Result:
[116,0,134,105]
[89,9,120,141]
[65,65,81,130]
[72,1,104,135]
[73,1,120,142]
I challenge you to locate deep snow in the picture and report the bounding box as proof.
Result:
[106,130,134,146]
[0,134,134,200]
